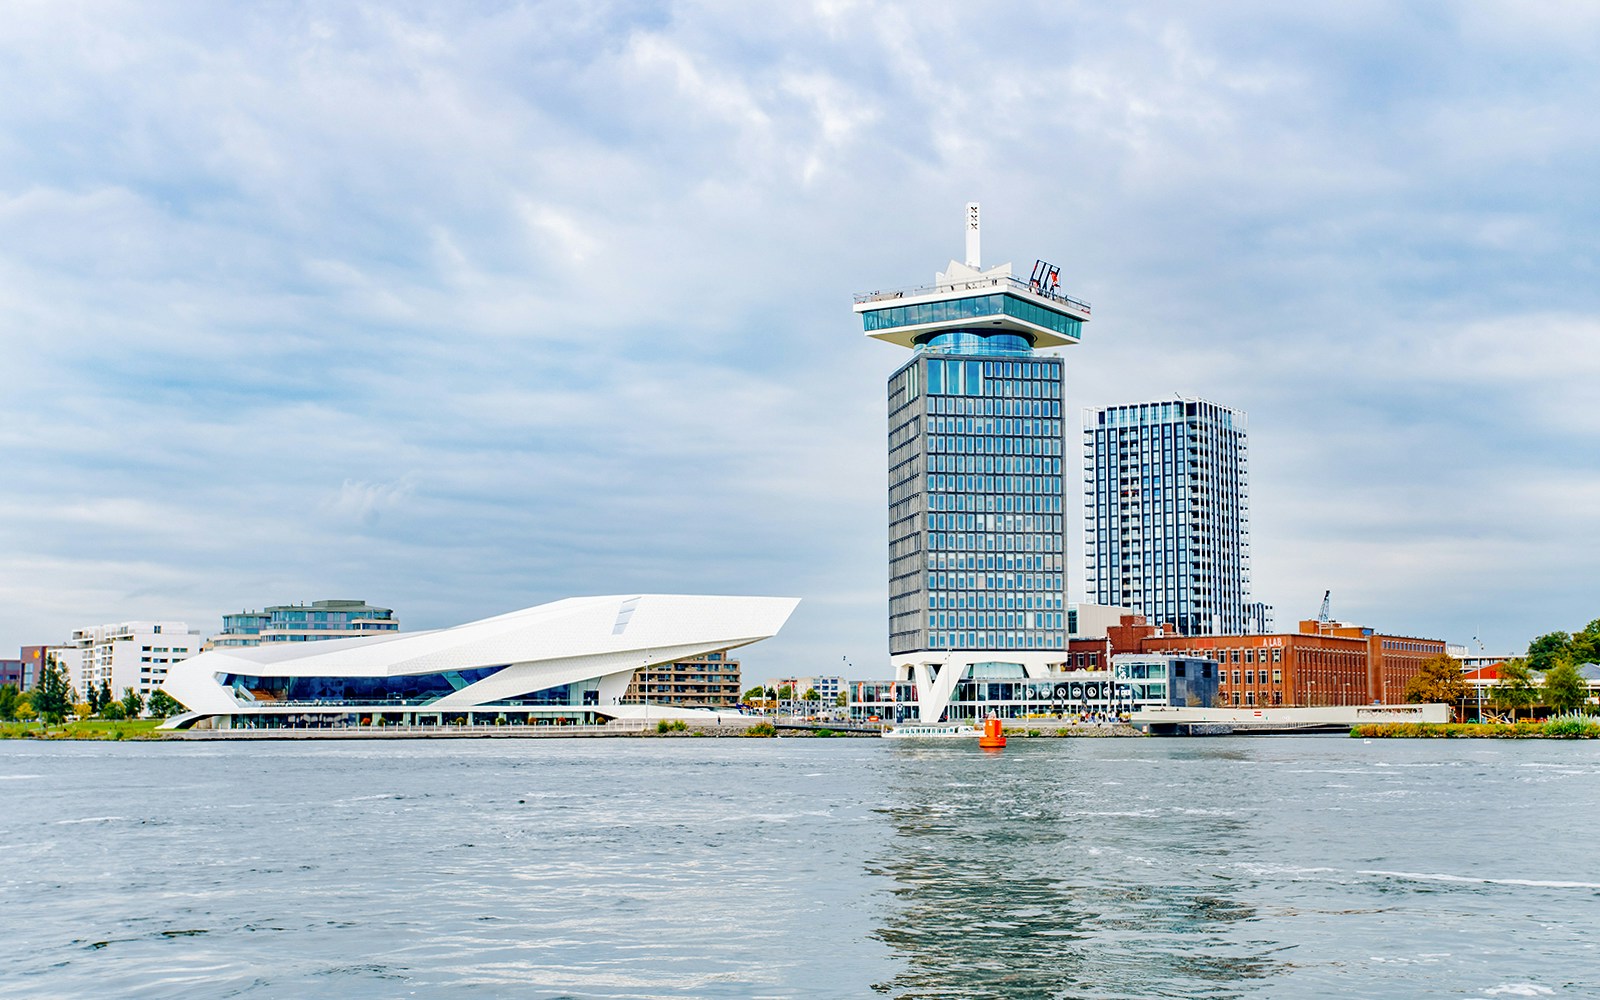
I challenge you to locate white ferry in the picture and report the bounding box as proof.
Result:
[882,723,981,739]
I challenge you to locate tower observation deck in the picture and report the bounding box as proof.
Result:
[853,206,1090,352]
[857,205,1094,722]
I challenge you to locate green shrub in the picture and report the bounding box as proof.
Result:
[1026,729,1042,737]
[744,722,777,737]
[1543,716,1600,738]
[814,728,836,738]
[1353,719,1600,739]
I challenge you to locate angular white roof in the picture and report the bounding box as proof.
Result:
[162,594,799,718]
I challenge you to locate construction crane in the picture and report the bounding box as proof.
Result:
[1318,590,1331,625]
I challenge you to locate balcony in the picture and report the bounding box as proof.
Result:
[853,274,1091,315]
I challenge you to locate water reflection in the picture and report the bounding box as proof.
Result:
[868,742,1280,998]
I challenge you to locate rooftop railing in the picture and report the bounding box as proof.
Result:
[854,274,1091,315]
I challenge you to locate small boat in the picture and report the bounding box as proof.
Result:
[882,722,981,739]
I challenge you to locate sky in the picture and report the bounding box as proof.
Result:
[2,1,1597,679]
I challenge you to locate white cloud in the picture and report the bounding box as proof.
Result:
[0,2,1596,667]
[323,476,418,527]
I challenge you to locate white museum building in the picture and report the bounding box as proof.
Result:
[159,594,799,730]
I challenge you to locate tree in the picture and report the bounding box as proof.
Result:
[101,700,126,721]
[1543,660,1589,716]
[146,690,185,718]
[98,680,112,712]
[1490,658,1538,721]
[0,683,18,721]
[120,687,144,719]
[803,688,820,702]
[776,685,794,700]
[834,692,847,707]
[33,657,74,724]
[85,682,104,715]
[742,686,767,702]
[1527,632,1573,673]
[1402,654,1469,718]
[1570,619,1600,666]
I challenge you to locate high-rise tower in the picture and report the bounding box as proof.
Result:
[1084,397,1267,635]
[854,204,1091,722]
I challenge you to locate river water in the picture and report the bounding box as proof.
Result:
[1,736,1595,998]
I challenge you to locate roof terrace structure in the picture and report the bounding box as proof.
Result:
[853,205,1090,351]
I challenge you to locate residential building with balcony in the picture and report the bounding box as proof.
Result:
[1085,397,1267,636]
[59,621,203,705]
[621,651,742,709]
[213,599,399,647]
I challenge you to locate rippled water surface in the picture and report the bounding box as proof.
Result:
[2,737,1597,998]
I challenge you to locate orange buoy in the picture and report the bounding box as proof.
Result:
[978,716,1006,749]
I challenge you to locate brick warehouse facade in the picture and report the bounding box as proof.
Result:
[1097,616,1446,707]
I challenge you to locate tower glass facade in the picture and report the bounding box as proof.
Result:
[887,344,1069,655]
[1084,398,1259,635]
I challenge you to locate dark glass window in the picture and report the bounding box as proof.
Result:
[220,666,508,706]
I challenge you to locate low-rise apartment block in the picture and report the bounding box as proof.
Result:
[622,651,741,709]
[213,599,398,647]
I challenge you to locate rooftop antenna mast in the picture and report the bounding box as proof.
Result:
[965,202,981,268]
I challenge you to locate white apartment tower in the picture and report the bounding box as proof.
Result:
[1084,398,1268,636]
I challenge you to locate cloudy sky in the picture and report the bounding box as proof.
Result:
[2,1,1596,676]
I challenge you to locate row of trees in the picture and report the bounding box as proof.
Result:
[1403,617,1598,720]
[742,685,824,701]
[741,686,848,707]
[0,659,185,725]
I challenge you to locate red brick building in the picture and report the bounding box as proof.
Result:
[1095,615,1446,708]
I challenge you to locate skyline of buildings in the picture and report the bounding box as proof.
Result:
[0,206,1549,699]
[845,208,1471,723]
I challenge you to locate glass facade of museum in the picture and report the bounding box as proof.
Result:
[887,332,1068,655]
[212,667,609,728]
